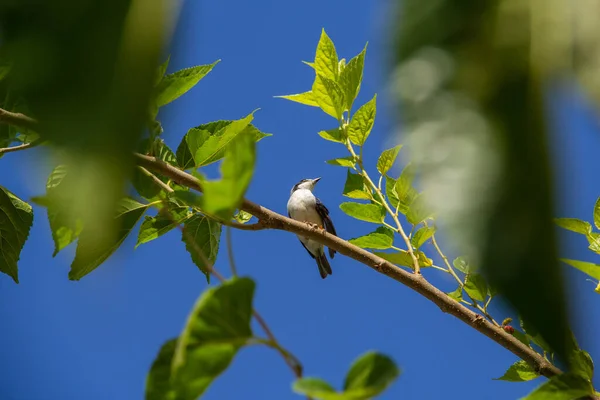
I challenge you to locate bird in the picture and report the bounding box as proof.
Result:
[287,177,337,279]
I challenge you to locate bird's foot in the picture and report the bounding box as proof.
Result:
[306,222,324,232]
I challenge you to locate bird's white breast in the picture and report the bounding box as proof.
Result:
[287,189,324,255]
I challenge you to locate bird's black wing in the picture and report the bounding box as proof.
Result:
[315,197,337,258]
[289,210,315,259]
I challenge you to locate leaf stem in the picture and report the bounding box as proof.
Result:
[226,227,238,276]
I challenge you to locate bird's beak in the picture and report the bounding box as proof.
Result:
[313,177,321,184]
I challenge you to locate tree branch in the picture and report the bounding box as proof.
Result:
[0,108,38,131]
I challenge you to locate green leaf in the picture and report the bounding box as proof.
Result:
[312,75,345,119]
[343,170,370,200]
[340,202,385,223]
[155,60,220,107]
[133,139,178,199]
[385,177,400,209]
[554,218,593,236]
[394,163,418,215]
[234,210,253,224]
[292,378,341,400]
[589,236,600,254]
[145,338,177,400]
[318,127,345,143]
[520,316,552,354]
[595,197,600,230]
[0,186,33,283]
[494,360,540,382]
[407,194,434,225]
[171,277,255,399]
[202,131,256,219]
[314,29,339,82]
[560,259,600,280]
[447,286,463,302]
[570,350,594,381]
[377,145,402,175]
[411,226,435,249]
[69,198,148,280]
[453,256,470,274]
[154,55,170,85]
[374,250,432,269]
[136,206,190,248]
[275,91,319,107]
[464,272,488,302]
[521,373,593,400]
[339,45,367,111]
[349,227,394,249]
[343,351,400,398]
[182,214,222,281]
[513,330,531,347]
[326,156,355,168]
[347,95,376,146]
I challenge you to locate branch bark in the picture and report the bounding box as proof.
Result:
[0,107,563,379]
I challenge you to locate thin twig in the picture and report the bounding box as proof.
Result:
[0,138,44,155]
[137,166,174,193]
[226,227,238,277]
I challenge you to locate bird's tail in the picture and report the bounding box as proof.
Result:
[316,252,332,279]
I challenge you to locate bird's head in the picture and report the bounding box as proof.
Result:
[291,177,321,194]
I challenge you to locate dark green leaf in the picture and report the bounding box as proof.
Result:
[447,286,463,302]
[312,75,345,119]
[560,259,600,280]
[292,378,340,400]
[521,373,593,400]
[349,227,394,249]
[594,197,600,230]
[343,351,400,398]
[494,360,540,382]
[275,92,319,107]
[171,277,255,399]
[136,206,190,248]
[340,202,385,223]
[182,214,222,281]
[520,316,552,354]
[339,45,367,111]
[464,273,488,302]
[411,226,435,249]
[343,170,370,200]
[570,350,594,381]
[554,218,593,236]
[155,60,220,107]
[377,145,402,175]
[347,95,376,146]
[318,127,346,143]
[326,156,355,168]
[145,339,177,400]
[314,29,339,82]
[407,194,434,225]
[453,256,470,274]
[69,198,148,280]
[0,186,33,283]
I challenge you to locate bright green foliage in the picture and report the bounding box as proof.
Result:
[326,157,356,168]
[318,128,346,143]
[411,226,435,249]
[136,206,190,248]
[394,163,418,214]
[275,92,319,107]
[155,60,220,107]
[349,227,394,250]
[293,351,399,400]
[339,45,366,112]
[406,194,433,225]
[182,214,222,281]
[374,250,432,269]
[464,272,488,302]
[340,202,385,223]
[314,29,339,82]
[312,75,345,119]
[133,139,178,199]
[347,95,376,146]
[494,360,540,382]
[554,218,593,236]
[145,278,255,400]
[561,259,600,281]
[453,256,470,274]
[69,198,149,280]
[154,56,170,85]
[447,286,463,302]
[0,186,33,283]
[234,210,253,224]
[570,350,594,381]
[202,131,256,219]
[376,145,402,175]
[343,170,370,200]
[522,373,594,400]
[594,197,600,230]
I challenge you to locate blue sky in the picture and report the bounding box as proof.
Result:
[1,1,600,399]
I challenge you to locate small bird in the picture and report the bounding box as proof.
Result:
[287,177,337,279]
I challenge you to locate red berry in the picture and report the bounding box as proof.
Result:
[503,325,515,334]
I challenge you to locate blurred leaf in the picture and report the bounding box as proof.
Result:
[155,60,219,107]
[374,250,431,269]
[170,277,255,399]
[453,256,470,274]
[407,194,434,225]
[595,197,600,230]
[202,130,256,219]
[182,214,222,281]
[376,145,402,176]
[326,156,355,168]
[312,75,345,119]
[339,45,366,112]
[276,91,319,107]
[234,210,253,224]
[0,186,33,283]
[318,127,345,143]
[292,378,341,400]
[560,259,600,281]
[521,373,593,400]
[340,202,385,223]
[464,273,487,302]
[349,227,394,250]
[343,170,371,200]
[520,316,552,354]
[554,218,593,236]
[136,206,189,248]
[494,360,540,382]
[69,198,148,281]
[411,226,435,249]
[314,29,339,82]
[347,95,376,146]
[447,286,463,302]
[145,338,177,400]
[570,350,594,381]
[343,351,400,398]
[394,163,418,215]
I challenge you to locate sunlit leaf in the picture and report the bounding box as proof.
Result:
[312,75,345,119]
[0,186,33,283]
[343,351,400,398]
[318,127,346,143]
[340,202,385,223]
[276,92,319,107]
[447,286,463,302]
[407,194,434,225]
[314,29,339,82]
[136,206,190,248]
[292,378,341,400]
[411,226,435,249]
[347,95,376,146]
[339,45,367,111]
[554,218,593,236]
[182,214,222,281]
[494,360,540,382]
[521,373,593,400]
[349,227,395,249]
[594,197,600,230]
[560,259,600,281]
[464,272,488,302]
[155,60,220,107]
[394,163,418,215]
[453,256,470,274]
[570,350,594,381]
[374,250,432,269]
[343,170,371,200]
[377,145,402,175]
[234,210,253,224]
[326,156,355,168]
